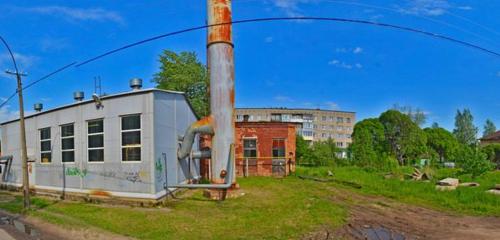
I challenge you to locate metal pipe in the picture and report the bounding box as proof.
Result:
[168,145,234,189]
[207,0,235,184]
[177,116,214,160]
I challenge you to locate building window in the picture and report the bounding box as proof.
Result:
[243,139,257,158]
[336,142,344,147]
[40,128,51,163]
[337,117,344,123]
[322,116,327,121]
[271,114,282,122]
[61,124,75,163]
[321,133,327,138]
[88,119,104,162]
[329,116,334,121]
[236,115,244,122]
[272,139,286,158]
[346,117,351,123]
[121,115,141,161]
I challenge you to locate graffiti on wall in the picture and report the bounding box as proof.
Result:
[124,171,143,183]
[65,167,87,177]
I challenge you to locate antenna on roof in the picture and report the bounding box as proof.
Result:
[94,76,102,96]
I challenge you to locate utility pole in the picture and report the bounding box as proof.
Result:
[5,69,30,210]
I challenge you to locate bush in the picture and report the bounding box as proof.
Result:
[455,147,495,178]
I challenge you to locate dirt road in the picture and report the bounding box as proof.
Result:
[306,187,500,240]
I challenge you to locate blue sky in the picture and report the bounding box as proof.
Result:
[0,0,499,132]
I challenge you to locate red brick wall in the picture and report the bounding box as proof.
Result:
[199,122,296,179]
[234,122,296,177]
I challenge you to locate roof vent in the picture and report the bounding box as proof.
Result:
[74,91,84,102]
[33,103,43,112]
[130,78,143,90]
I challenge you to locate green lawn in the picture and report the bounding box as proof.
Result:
[0,167,498,239]
[0,177,346,240]
[297,166,500,216]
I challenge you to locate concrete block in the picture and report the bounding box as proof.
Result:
[437,178,459,187]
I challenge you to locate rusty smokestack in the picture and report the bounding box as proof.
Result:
[207,0,235,184]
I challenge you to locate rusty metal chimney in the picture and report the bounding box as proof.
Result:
[207,0,235,184]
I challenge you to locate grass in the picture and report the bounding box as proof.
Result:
[297,166,500,216]
[0,177,346,240]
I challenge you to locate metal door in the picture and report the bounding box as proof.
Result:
[272,159,286,177]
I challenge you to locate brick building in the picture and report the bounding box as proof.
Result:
[200,122,296,178]
[235,122,296,177]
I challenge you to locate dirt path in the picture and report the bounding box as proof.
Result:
[307,187,500,240]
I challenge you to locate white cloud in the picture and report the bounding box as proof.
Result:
[274,95,294,102]
[353,47,363,54]
[457,6,472,10]
[324,101,339,110]
[0,52,38,71]
[397,0,451,16]
[264,36,274,43]
[0,105,19,123]
[13,6,124,24]
[40,37,70,52]
[328,59,362,69]
[269,0,318,21]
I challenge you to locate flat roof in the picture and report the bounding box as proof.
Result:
[1,88,198,125]
[236,107,356,114]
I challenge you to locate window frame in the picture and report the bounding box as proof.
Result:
[87,119,105,163]
[60,123,75,163]
[120,114,142,163]
[39,127,52,164]
[242,137,257,159]
[272,138,286,158]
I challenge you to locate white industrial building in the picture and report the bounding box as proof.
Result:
[0,83,200,200]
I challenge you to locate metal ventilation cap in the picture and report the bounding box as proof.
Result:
[34,103,43,112]
[130,78,143,90]
[74,91,84,101]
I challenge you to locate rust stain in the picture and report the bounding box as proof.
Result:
[208,0,232,43]
[89,190,112,197]
[192,115,213,128]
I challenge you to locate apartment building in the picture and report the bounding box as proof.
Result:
[235,108,355,151]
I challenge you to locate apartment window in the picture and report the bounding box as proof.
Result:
[322,125,327,130]
[322,116,327,121]
[88,119,104,162]
[243,139,257,158]
[271,114,282,122]
[313,124,317,129]
[272,139,286,158]
[346,117,351,123]
[321,133,327,138]
[236,115,244,121]
[329,116,334,121]
[61,124,75,163]
[40,128,51,163]
[336,142,344,148]
[337,117,344,123]
[122,115,141,161]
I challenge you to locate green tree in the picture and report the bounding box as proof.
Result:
[424,127,459,162]
[351,118,387,169]
[392,104,427,127]
[295,135,312,165]
[455,146,494,178]
[153,50,209,117]
[481,143,500,168]
[379,110,427,165]
[483,119,496,137]
[309,138,339,166]
[453,109,478,146]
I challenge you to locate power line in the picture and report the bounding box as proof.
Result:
[0,62,77,109]
[3,16,500,108]
[76,16,500,67]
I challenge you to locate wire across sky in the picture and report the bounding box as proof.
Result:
[2,16,500,109]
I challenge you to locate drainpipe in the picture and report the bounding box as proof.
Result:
[207,0,235,184]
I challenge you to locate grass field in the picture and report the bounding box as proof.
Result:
[297,166,500,216]
[0,177,346,240]
[0,166,498,239]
